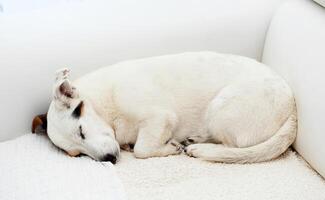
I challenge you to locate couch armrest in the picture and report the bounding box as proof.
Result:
[262,0,325,178]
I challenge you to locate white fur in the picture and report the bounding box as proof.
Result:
[47,52,297,163]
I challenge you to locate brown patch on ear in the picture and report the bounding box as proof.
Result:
[31,114,47,134]
[59,81,74,98]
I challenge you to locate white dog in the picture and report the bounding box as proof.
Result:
[32,52,297,164]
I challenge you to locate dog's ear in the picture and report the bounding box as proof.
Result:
[31,114,47,134]
[53,68,79,108]
[56,80,77,99]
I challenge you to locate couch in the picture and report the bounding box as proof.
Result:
[0,0,324,199]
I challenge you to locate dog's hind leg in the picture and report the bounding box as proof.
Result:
[184,81,296,163]
[133,110,183,158]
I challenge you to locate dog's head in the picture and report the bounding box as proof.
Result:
[32,69,120,164]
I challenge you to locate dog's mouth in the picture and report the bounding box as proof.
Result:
[69,152,118,164]
[74,153,86,157]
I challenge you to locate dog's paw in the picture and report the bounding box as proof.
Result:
[181,136,205,146]
[185,144,213,158]
[181,137,196,146]
[120,143,134,152]
[55,68,70,81]
[164,139,184,155]
[170,140,184,152]
[184,144,198,157]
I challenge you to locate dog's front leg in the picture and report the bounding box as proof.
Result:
[133,112,183,158]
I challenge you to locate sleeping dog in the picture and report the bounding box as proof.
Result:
[32,52,297,164]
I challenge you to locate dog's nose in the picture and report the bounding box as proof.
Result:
[101,154,117,164]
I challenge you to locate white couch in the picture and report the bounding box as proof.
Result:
[0,0,324,193]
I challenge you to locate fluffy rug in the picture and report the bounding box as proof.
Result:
[116,149,325,200]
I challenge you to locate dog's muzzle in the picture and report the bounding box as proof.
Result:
[100,153,117,164]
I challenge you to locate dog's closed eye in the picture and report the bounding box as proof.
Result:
[79,125,85,140]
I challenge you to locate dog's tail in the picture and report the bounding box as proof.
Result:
[191,110,297,164]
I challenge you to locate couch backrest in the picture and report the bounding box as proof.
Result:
[0,0,284,141]
[262,0,325,178]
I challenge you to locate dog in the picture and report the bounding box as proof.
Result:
[32,52,297,164]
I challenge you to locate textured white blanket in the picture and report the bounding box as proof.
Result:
[1,134,325,200]
[0,134,126,200]
[116,150,325,200]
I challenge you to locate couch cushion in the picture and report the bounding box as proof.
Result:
[262,0,325,178]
